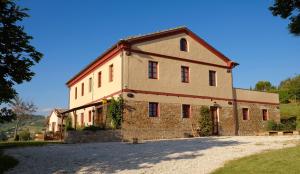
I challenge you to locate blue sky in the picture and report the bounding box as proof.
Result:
[16,0,300,115]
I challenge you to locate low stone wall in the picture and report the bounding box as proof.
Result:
[64,130,122,143]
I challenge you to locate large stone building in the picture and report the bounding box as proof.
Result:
[65,27,280,140]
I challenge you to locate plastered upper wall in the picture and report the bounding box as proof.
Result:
[69,53,123,109]
[131,33,228,66]
[234,88,279,104]
[123,52,233,99]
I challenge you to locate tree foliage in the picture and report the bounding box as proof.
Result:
[198,106,213,136]
[278,75,300,103]
[269,0,300,36]
[107,97,124,129]
[254,81,276,92]
[0,0,43,104]
[9,95,37,140]
[0,107,16,123]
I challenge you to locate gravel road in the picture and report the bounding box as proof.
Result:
[4,136,300,174]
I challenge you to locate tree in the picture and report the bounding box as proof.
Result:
[0,107,16,123]
[279,75,300,103]
[254,81,276,92]
[269,0,300,36]
[198,106,213,136]
[9,95,37,140]
[0,0,42,121]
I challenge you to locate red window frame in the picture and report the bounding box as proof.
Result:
[148,61,158,79]
[109,64,113,82]
[98,71,102,87]
[262,109,268,121]
[88,77,92,92]
[149,102,159,117]
[81,83,84,96]
[75,87,77,99]
[182,104,191,118]
[242,108,249,120]
[88,110,92,122]
[81,113,84,126]
[209,70,216,86]
[181,66,189,83]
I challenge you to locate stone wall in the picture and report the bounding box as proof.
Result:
[235,102,280,135]
[64,130,122,143]
[122,100,236,141]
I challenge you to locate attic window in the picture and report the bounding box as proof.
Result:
[180,38,188,52]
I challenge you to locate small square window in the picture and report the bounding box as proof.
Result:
[149,102,159,117]
[242,108,249,120]
[182,104,191,118]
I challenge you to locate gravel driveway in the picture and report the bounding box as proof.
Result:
[4,136,300,174]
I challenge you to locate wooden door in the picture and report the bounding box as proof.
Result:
[210,107,219,135]
[96,108,104,126]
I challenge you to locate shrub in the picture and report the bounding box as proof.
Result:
[108,97,124,129]
[65,116,74,131]
[198,106,213,136]
[83,125,104,131]
[0,133,8,141]
[19,130,31,141]
[267,118,296,131]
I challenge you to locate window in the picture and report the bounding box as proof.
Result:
[182,104,191,118]
[262,109,268,121]
[181,66,189,83]
[209,70,216,86]
[88,110,92,122]
[149,102,159,117]
[180,38,188,52]
[81,113,84,126]
[89,77,92,92]
[81,83,84,96]
[75,87,77,99]
[109,64,113,82]
[98,71,102,87]
[148,61,158,79]
[242,108,249,120]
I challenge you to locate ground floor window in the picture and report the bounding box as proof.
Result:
[262,109,268,121]
[81,113,84,126]
[89,110,92,122]
[242,108,249,120]
[149,102,159,117]
[182,104,191,118]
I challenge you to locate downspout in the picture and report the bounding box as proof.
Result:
[230,62,239,135]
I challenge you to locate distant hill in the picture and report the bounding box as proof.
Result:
[0,115,46,139]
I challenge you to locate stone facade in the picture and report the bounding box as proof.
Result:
[235,102,280,135]
[121,100,280,140]
[64,130,122,143]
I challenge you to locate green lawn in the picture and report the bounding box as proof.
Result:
[212,145,300,174]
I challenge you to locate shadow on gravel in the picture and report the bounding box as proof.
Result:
[64,137,245,173]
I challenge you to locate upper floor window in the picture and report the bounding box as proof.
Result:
[98,71,102,87]
[81,83,84,96]
[109,64,113,82]
[149,102,159,117]
[242,108,249,120]
[209,70,216,86]
[262,109,268,121]
[180,38,188,52]
[182,104,191,118]
[75,87,77,99]
[181,66,189,83]
[148,61,158,79]
[89,77,92,93]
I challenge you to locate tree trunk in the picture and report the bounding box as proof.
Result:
[14,118,20,141]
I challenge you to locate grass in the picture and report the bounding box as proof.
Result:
[0,141,63,173]
[212,145,300,174]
